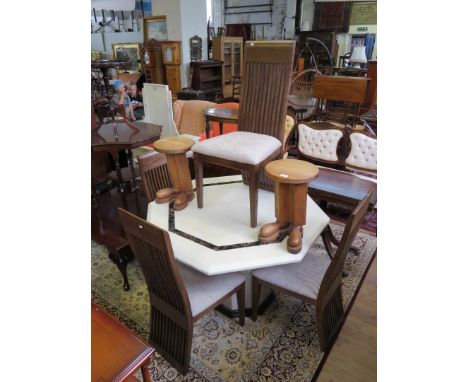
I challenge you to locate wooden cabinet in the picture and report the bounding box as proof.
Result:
[161,41,182,99]
[141,39,166,84]
[212,37,243,97]
[189,60,223,102]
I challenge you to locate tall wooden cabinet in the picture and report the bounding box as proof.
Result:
[212,37,243,97]
[141,39,166,84]
[161,41,182,99]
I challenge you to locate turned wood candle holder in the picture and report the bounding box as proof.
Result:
[259,159,319,254]
[153,137,195,211]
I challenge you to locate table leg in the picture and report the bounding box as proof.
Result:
[219,121,224,136]
[140,359,152,382]
[108,249,131,291]
[111,151,128,210]
[205,117,211,139]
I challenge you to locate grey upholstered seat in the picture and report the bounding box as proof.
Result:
[252,248,331,301]
[192,131,282,165]
[178,263,245,317]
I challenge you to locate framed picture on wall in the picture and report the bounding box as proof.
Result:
[112,43,142,72]
[313,2,351,32]
[143,15,168,41]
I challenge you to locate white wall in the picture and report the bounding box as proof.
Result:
[152,0,207,87]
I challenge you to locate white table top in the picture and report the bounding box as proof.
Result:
[147,176,330,275]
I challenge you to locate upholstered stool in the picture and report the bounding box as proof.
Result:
[259,159,319,254]
[192,131,282,227]
[153,137,195,211]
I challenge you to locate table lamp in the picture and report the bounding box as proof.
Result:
[349,46,367,68]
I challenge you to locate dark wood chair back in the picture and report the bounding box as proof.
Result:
[315,190,373,349]
[117,208,193,372]
[238,40,295,142]
[137,151,172,203]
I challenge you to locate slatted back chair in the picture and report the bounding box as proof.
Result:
[137,151,172,203]
[313,75,370,129]
[238,40,295,140]
[118,208,193,374]
[192,41,295,227]
[251,190,373,351]
[316,190,372,350]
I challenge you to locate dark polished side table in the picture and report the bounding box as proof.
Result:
[308,167,377,257]
[92,302,154,382]
[204,107,238,138]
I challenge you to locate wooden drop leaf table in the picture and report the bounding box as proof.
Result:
[259,159,320,254]
[153,137,195,211]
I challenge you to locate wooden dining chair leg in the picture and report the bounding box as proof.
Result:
[194,153,204,209]
[248,169,259,228]
[251,276,261,321]
[236,284,245,326]
[140,359,152,382]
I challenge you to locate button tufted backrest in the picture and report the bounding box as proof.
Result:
[298,123,343,163]
[345,132,377,172]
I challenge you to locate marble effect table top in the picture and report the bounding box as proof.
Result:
[147,176,330,275]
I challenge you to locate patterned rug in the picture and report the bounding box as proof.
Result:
[92,221,377,381]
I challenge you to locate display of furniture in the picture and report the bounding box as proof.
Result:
[251,190,373,351]
[91,302,154,382]
[161,41,182,99]
[146,175,330,314]
[118,208,246,374]
[153,137,195,211]
[189,60,223,102]
[141,39,166,84]
[259,159,319,254]
[204,107,238,138]
[212,36,243,97]
[192,41,295,228]
[298,31,337,69]
[288,68,319,121]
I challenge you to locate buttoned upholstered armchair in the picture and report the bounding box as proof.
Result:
[192,41,295,228]
[118,208,246,375]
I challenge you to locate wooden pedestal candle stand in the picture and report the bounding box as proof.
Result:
[153,137,195,211]
[259,159,319,254]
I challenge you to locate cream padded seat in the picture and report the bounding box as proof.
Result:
[192,131,282,166]
[178,263,245,317]
[252,248,331,301]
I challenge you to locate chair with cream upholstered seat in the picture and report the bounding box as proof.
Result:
[118,208,245,375]
[251,190,373,351]
[192,40,295,228]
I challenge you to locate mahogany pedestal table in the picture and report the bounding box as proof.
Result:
[92,302,154,382]
[259,159,319,254]
[146,175,330,314]
[153,137,195,211]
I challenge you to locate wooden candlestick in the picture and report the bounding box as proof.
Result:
[153,137,195,211]
[259,159,319,254]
